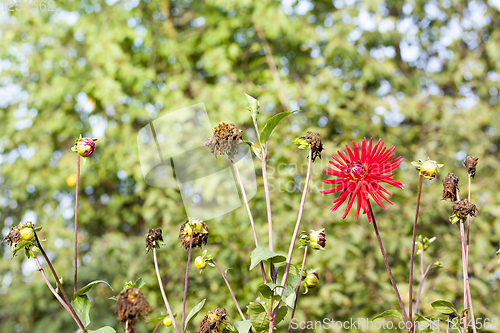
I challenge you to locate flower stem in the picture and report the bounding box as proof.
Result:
[232,157,267,283]
[261,158,275,282]
[212,259,246,321]
[465,175,471,327]
[409,175,423,328]
[153,247,180,333]
[34,231,86,332]
[288,246,308,333]
[369,202,409,330]
[460,220,477,333]
[280,147,313,294]
[152,320,162,333]
[74,153,81,294]
[181,232,194,332]
[34,255,82,327]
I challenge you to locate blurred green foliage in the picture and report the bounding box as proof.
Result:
[1,0,500,332]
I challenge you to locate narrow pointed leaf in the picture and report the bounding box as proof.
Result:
[184,298,206,330]
[259,111,296,147]
[75,280,113,298]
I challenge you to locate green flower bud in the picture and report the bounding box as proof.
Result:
[411,158,443,180]
[20,227,34,241]
[303,272,319,289]
[416,235,436,255]
[72,135,97,157]
[162,316,173,327]
[195,256,207,270]
[309,228,326,250]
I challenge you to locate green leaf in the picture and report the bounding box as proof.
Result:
[249,246,286,271]
[86,327,116,333]
[74,280,113,298]
[71,295,91,328]
[184,298,206,330]
[245,93,259,120]
[109,296,117,301]
[234,320,252,333]
[259,111,296,148]
[34,226,43,232]
[257,283,284,299]
[372,309,404,322]
[430,300,457,315]
[460,308,469,317]
[12,240,31,254]
[275,305,288,325]
[281,285,296,308]
[240,140,255,147]
[132,277,146,289]
[247,302,269,332]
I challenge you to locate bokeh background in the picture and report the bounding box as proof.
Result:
[1,0,500,332]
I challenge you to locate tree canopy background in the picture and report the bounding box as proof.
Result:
[1,0,500,332]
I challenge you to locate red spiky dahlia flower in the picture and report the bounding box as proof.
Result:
[321,138,403,222]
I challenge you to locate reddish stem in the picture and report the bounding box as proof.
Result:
[369,202,410,331]
[288,246,308,333]
[212,260,246,321]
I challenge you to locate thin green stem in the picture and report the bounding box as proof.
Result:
[34,231,86,332]
[232,157,267,283]
[409,175,423,330]
[280,147,313,294]
[369,202,410,331]
[288,246,308,333]
[74,153,81,294]
[460,220,477,333]
[181,232,194,332]
[212,260,246,321]
[153,247,180,333]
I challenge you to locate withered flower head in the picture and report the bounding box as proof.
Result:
[115,288,152,332]
[298,131,324,162]
[2,225,22,249]
[442,173,459,201]
[464,156,479,179]
[197,307,232,333]
[452,198,478,219]
[145,228,163,254]
[205,123,242,158]
[179,218,209,250]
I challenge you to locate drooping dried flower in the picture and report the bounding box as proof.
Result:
[294,131,324,161]
[452,198,478,219]
[464,156,479,178]
[197,307,234,333]
[442,173,459,201]
[321,138,403,222]
[179,218,209,250]
[115,288,152,332]
[145,228,164,254]
[205,123,242,158]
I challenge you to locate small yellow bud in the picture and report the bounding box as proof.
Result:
[194,256,207,270]
[20,228,34,241]
[420,160,438,180]
[162,316,172,327]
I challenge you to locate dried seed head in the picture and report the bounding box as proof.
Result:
[115,288,152,332]
[197,307,231,333]
[452,198,478,219]
[464,156,479,179]
[205,123,242,158]
[1,225,22,249]
[442,173,459,201]
[145,228,163,254]
[299,131,324,161]
[179,218,209,250]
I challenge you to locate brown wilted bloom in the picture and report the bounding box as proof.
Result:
[179,218,209,250]
[1,225,21,249]
[205,123,242,158]
[452,198,478,219]
[442,173,459,201]
[197,307,230,333]
[464,156,479,179]
[115,288,152,333]
[145,228,163,254]
[300,131,324,161]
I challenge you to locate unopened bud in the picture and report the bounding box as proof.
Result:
[195,256,207,270]
[72,135,97,157]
